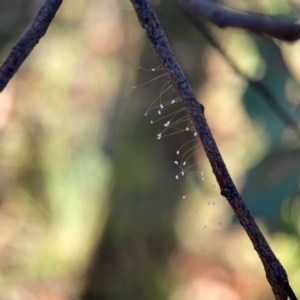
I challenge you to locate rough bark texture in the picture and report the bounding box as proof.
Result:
[130,0,296,299]
[0,0,63,92]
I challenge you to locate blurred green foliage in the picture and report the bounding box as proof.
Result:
[0,0,299,299]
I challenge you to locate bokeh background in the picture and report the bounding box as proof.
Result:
[0,0,300,299]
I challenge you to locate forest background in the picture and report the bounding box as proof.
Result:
[0,0,300,299]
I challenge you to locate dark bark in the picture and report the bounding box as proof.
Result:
[0,0,63,92]
[183,12,300,140]
[130,0,296,299]
[173,0,300,42]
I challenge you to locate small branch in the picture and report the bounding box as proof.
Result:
[183,13,300,139]
[130,0,296,299]
[0,0,63,92]
[172,0,300,42]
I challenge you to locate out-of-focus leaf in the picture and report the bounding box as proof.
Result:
[241,149,300,231]
[243,36,298,146]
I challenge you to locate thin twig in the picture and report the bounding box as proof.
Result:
[172,0,300,42]
[130,0,296,299]
[183,13,300,139]
[0,0,63,92]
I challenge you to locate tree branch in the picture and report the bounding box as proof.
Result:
[0,0,63,92]
[172,0,300,42]
[130,0,296,299]
[183,12,300,139]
